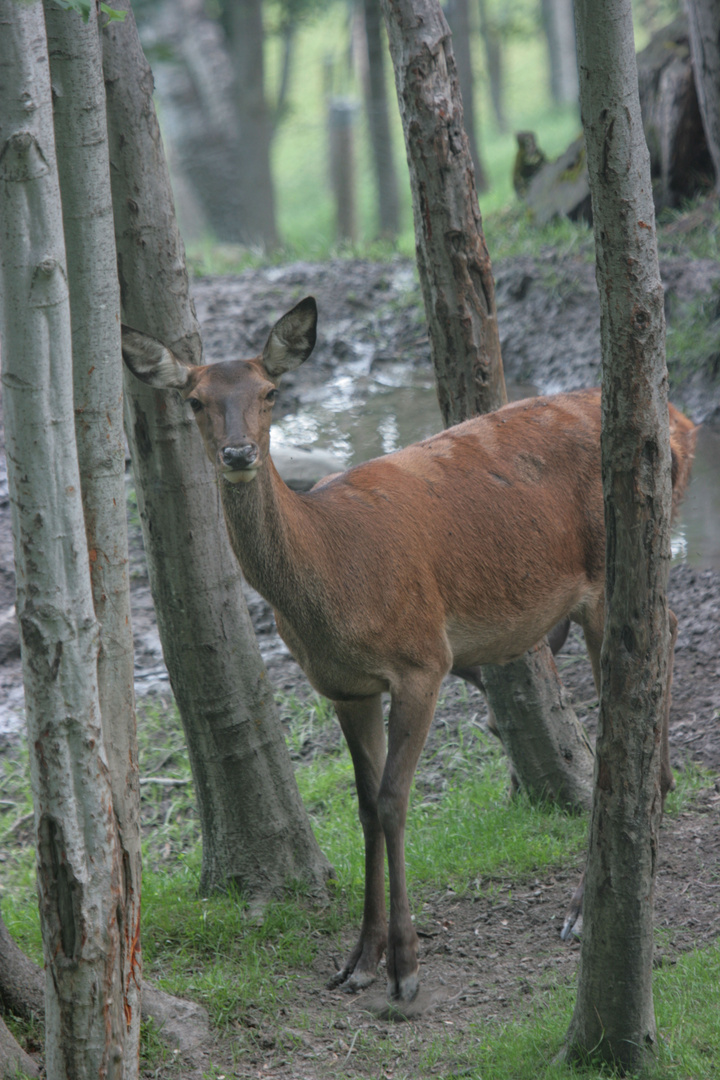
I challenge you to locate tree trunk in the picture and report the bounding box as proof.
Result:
[445,0,488,191]
[0,4,127,1075]
[685,0,720,192]
[226,0,279,249]
[477,0,507,133]
[562,0,673,1068]
[0,1015,39,1080]
[43,5,142,1073]
[102,1,332,902]
[148,0,246,243]
[0,905,209,1057]
[637,16,713,211]
[381,0,594,811]
[362,0,401,237]
[540,0,579,105]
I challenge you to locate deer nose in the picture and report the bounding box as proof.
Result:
[222,444,259,470]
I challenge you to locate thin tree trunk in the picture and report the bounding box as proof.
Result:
[0,4,126,1075]
[685,0,720,192]
[362,0,401,236]
[381,0,594,811]
[43,5,142,1074]
[445,0,488,191]
[477,0,507,133]
[541,0,579,105]
[226,0,279,248]
[102,1,332,901]
[562,0,672,1067]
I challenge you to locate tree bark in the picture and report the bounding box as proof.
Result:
[562,0,673,1068]
[381,0,594,811]
[445,0,488,191]
[362,0,401,237]
[0,1015,39,1080]
[225,0,279,248]
[685,0,720,192]
[102,1,332,901]
[0,4,127,1075]
[0,906,209,1058]
[43,4,142,1073]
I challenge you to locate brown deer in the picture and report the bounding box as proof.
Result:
[122,297,697,1003]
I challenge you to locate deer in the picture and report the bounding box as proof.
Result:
[121,296,697,1004]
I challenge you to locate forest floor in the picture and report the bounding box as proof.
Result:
[0,253,718,1078]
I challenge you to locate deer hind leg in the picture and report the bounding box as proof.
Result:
[379,669,445,1001]
[328,693,388,991]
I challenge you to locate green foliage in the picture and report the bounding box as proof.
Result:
[52,0,125,22]
[665,286,720,390]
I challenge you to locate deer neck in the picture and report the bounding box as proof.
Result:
[218,455,314,612]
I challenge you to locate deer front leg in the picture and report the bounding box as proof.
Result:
[379,674,442,1001]
[328,694,388,991]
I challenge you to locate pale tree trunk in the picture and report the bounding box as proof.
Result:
[362,0,401,237]
[225,0,279,249]
[541,0,579,105]
[685,0,720,192]
[562,0,673,1068]
[43,4,142,1074]
[445,0,488,191]
[0,3,127,1076]
[102,1,332,902]
[381,0,594,811]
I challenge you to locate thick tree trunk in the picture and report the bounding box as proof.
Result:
[685,0,720,192]
[0,1015,39,1080]
[362,0,401,236]
[0,913,42,1079]
[0,4,127,1076]
[562,0,673,1068]
[445,0,488,191]
[637,16,713,211]
[226,0,279,248]
[381,0,594,811]
[102,1,332,901]
[0,906,209,1057]
[540,0,579,105]
[43,5,142,1074]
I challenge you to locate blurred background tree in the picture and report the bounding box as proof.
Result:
[126,0,712,257]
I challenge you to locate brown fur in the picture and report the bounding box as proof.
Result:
[122,298,697,1003]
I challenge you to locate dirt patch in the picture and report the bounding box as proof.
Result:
[1,257,719,1078]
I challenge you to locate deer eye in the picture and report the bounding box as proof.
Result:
[188,397,203,413]
[265,389,278,404]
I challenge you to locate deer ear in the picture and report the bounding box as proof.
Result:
[262,296,317,378]
[121,326,192,390]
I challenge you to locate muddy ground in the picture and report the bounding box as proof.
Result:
[0,255,718,1078]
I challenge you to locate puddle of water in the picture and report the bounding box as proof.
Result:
[275,375,719,571]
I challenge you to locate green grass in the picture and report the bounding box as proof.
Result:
[1,692,717,1076]
[409,941,720,1080]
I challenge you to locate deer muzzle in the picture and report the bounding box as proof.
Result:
[221,443,260,484]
